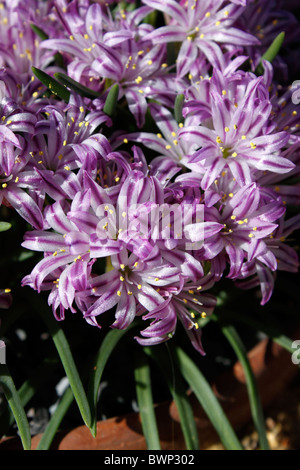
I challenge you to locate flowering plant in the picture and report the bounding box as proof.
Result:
[0,0,300,451]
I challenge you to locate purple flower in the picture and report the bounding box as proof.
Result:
[0,90,44,228]
[235,213,300,304]
[41,1,182,126]
[203,181,285,278]
[21,166,220,351]
[142,0,259,76]
[27,98,115,201]
[135,273,216,354]
[179,70,295,189]
[121,102,196,167]
[0,0,298,357]
[21,174,122,319]
[238,0,300,77]
[0,1,59,77]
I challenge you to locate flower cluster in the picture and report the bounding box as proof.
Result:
[1,0,300,354]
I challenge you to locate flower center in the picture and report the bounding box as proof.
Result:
[221,147,232,159]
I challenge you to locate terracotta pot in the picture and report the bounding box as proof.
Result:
[0,337,298,450]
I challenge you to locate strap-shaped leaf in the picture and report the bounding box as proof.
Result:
[174,93,185,124]
[39,309,92,433]
[220,325,270,450]
[30,23,49,41]
[214,309,294,355]
[144,345,199,450]
[173,346,243,450]
[26,292,92,433]
[255,32,285,75]
[55,73,102,100]
[262,31,285,63]
[0,365,31,450]
[134,352,161,450]
[87,327,133,436]
[32,67,70,102]
[0,360,57,437]
[103,84,119,117]
[0,222,11,232]
[37,326,130,448]
[36,386,74,450]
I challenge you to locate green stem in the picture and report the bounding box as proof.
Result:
[0,365,31,450]
[220,325,270,450]
[134,353,161,450]
[173,346,243,450]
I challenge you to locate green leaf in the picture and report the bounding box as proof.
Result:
[174,93,185,124]
[26,292,92,433]
[54,72,102,100]
[143,9,157,27]
[0,365,31,450]
[36,386,74,450]
[88,327,132,436]
[0,360,57,437]
[144,345,199,450]
[40,311,92,432]
[173,346,243,450]
[134,352,161,450]
[214,309,295,355]
[30,23,49,41]
[220,325,270,450]
[0,222,11,232]
[255,32,285,75]
[37,326,131,447]
[103,84,119,117]
[32,66,70,102]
